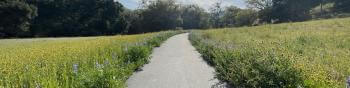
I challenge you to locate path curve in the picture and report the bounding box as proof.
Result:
[127,33,222,88]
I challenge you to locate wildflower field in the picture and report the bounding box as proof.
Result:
[0,31,180,88]
[190,18,350,87]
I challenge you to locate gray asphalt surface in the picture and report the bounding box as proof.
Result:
[126,33,223,88]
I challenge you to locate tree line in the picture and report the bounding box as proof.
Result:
[0,0,349,38]
[246,0,350,23]
[1,0,125,37]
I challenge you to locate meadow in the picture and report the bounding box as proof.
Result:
[190,18,350,87]
[0,31,180,88]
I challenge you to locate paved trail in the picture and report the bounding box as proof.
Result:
[127,33,222,88]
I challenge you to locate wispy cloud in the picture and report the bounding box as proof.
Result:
[119,0,247,10]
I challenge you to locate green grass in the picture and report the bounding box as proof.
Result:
[190,18,350,87]
[0,31,181,88]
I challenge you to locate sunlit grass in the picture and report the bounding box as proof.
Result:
[0,31,180,88]
[190,18,350,87]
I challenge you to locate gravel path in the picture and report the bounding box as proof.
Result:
[126,33,223,88]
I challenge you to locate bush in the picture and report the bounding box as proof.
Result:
[215,47,303,87]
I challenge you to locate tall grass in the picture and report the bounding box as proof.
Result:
[0,31,181,88]
[190,18,350,87]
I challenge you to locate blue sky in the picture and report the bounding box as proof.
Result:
[119,0,247,10]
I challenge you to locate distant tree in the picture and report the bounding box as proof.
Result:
[198,12,211,29]
[139,0,150,8]
[210,1,224,28]
[310,2,335,18]
[0,0,37,38]
[222,6,242,27]
[27,0,125,37]
[334,0,350,13]
[246,0,318,23]
[181,5,209,29]
[141,0,182,32]
[122,9,144,34]
[246,0,273,10]
[235,9,258,26]
[221,6,258,27]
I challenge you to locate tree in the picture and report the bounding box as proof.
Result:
[26,0,126,37]
[181,5,209,29]
[246,0,273,10]
[310,1,334,18]
[246,0,318,23]
[334,0,350,13]
[222,6,242,27]
[141,0,182,32]
[210,1,224,28]
[124,1,211,34]
[122,9,144,34]
[235,9,258,26]
[221,6,258,27]
[0,0,37,38]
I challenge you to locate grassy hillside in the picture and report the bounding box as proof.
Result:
[0,31,180,88]
[190,18,350,87]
